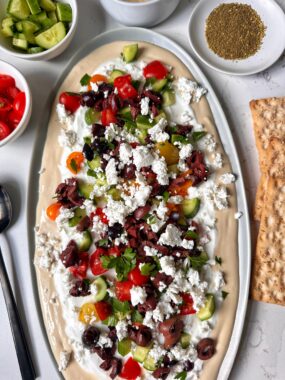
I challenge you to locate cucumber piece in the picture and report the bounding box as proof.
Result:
[39,0,56,11]
[181,198,200,218]
[15,32,26,39]
[180,332,191,349]
[108,69,125,84]
[12,37,28,50]
[87,156,101,170]
[151,78,168,92]
[22,20,39,43]
[26,0,41,15]
[92,276,107,302]
[85,108,100,125]
[16,21,23,32]
[197,294,215,321]
[171,134,189,145]
[30,10,47,22]
[28,46,44,53]
[118,338,132,357]
[143,355,157,371]
[162,90,176,107]
[94,172,107,187]
[118,106,132,120]
[77,230,92,252]
[56,2,72,22]
[41,17,56,28]
[136,115,154,130]
[133,345,152,363]
[68,207,86,227]
[107,187,121,201]
[1,18,15,37]
[154,111,167,124]
[78,181,94,199]
[35,21,66,49]
[47,10,58,23]
[7,0,31,20]
[136,128,148,145]
[122,43,138,63]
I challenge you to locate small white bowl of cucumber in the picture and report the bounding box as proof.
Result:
[0,0,78,60]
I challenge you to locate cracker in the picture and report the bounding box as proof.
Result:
[254,173,268,221]
[251,177,285,305]
[267,137,285,179]
[250,97,285,171]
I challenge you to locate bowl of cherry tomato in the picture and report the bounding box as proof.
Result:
[0,59,32,147]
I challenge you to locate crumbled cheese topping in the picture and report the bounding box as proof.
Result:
[220,172,236,184]
[116,320,129,341]
[58,350,71,372]
[148,118,169,142]
[105,158,119,185]
[140,96,150,115]
[130,286,147,306]
[176,77,207,104]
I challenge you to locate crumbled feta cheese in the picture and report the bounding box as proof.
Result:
[104,198,129,226]
[213,153,223,168]
[168,196,183,204]
[90,282,98,296]
[116,320,128,341]
[56,208,74,230]
[98,334,113,348]
[133,146,154,170]
[103,90,109,98]
[179,143,193,160]
[170,343,197,362]
[153,301,176,322]
[152,157,169,185]
[56,104,70,124]
[234,211,243,219]
[91,215,108,241]
[176,77,207,104]
[119,143,133,164]
[105,158,119,185]
[90,82,98,92]
[140,97,150,115]
[158,224,182,247]
[105,123,120,141]
[159,256,176,276]
[148,118,169,142]
[130,286,147,306]
[156,201,168,220]
[220,173,236,184]
[202,184,228,210]
[198,133,216,153]
[149,344,167,362]
[58,129,77,148]
[83,199,96,215]
[144,246,159,256]
[180,109,194,125]
[213,271,225,291]
[143,311,156,330]
[58,350,71,372]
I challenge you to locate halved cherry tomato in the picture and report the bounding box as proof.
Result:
[46,202,62,221]
[128,265,149,286]
[115,280,133,302]
[95,207,109,224]
[143,60,168,80]
[169,179,193,196]
[108,246,121,257]
[0,74,15,93]
[101,108,117,126]
[94,301,112,321]
[59,92,81,113]
[114,74,138,99]
[0,96,12,117]
[66,151,85,174]
[90,248,108,276]
[180,293,196,315]
[6,86,20,100]
[87,74,108,90]
[120,357,141,380]
[7,110,21,128]
[69,252,89,280]
[13,92,25,120]
[0,121,11,140]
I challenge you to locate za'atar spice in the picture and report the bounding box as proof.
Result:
[205,3,266,60]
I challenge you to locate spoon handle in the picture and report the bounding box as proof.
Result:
[0,247,36,380]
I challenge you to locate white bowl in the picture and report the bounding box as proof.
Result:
[0,60,32,147]
[99,0,181,27]
[0,0,78,61]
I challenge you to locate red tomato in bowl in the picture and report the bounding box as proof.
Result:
[0,74,15,93]
[59,92,81,113]
[90,248,108,276]
[120,357,141,380]
[13,92,26,119]
[143,60,168,79]
[115,280,133,302]
[0,96,12,117]
[6,86,20,100]
[0,121,12,140]
[128,265,149,286]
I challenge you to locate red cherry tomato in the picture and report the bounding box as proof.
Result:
[0,74,15,93]
[59,92,81,114]
[90,248,108,276]
[101,108,117,126]
[94,301,112,321]
[180,293,196,316]
[120,357,142,380]
[114,74,138,99]
[143,60,168,80]
[0,96,12,117]
[69,252,89,280]
[7,110,22,128]
[13,92,26,119]
[95,207,109,224]
[128,265,149,286]
[0,120,12,140]
[6,86,20,100]
[115,280,133,302]
[108,246,121,257]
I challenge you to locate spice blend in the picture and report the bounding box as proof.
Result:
[205,3,266,60]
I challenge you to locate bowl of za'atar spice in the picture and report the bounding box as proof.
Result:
[188,0,285,75]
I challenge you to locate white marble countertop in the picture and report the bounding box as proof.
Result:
[0,0,285,379]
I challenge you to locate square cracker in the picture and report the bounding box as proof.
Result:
[254,173,268,221]
[251,177,285,305]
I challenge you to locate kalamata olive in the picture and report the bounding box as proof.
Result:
[184,360,194,371]
[137,296,157,313]
[169,211,180,222]
[159,317,184,349]
[92,139,109,154]
[81,91,96,107]
[109,358,122,379]
[197,338,215,360]
[60,240,79,268]
[108,223,123,239]
[77,215,91,232]
[134,205,151,220]
[69,279,90,297]
[122,164,136,179]
[100,359,112,371]
[128,325,152,347]
[92,346,115,360]
[83,143,94,161]
[189,247,202,257]
[152,273,173,289]
[82,326,100,349]
[92,123,105,138]
[176,124,192,136]
[152,366,171,379]
[108,327,117,342]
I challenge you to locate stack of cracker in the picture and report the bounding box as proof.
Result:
[250,97,285,306]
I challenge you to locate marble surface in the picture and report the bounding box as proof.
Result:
[0,0,285,379]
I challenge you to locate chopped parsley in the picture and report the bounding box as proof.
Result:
[101,247,136,281]
[80,73,91,86]
[175,371,187,380]
[140,263,157,276]
[189,252,208,270]
[70,158,78,173]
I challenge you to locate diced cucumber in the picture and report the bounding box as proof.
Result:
[22,20,39,43]
[1,18,15,37]
[77,230,92,252]
[180,332,191,349]
[78,181,94,199]
[12,37,28,50]
[92,276,107,302]
[68,207,86,227]
[15,32,26,39]
[16,21,23,32]
[28,46,44,53]
[56,2,72,22]
[94,172,107,187]
[181,198,200,218]
[124,120,136,134]
[136,115,154,130]
[108,69,125,84]
[132,345,152,363]
[35,21,66,49]
[143,355,157,371]
[136,128,148,145]
[118,106,132,120]
[87,156,101,170]
[151,78,168,92]
[107,187,121,201]
[154,111,167,124]
[7,0,31,20]
[162,90,176,107]
[47,10,58,23]
[39,0,56,12]
[41,17,56,28]
[85,108,100,125]
[118,338,132,357]
[197,294,215,321]
[30,10,47,22]
[122,43,138,63]
[26,0,41,15]
[171,134,189,145]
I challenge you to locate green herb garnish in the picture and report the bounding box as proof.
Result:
[98,238,108,247]
[185,230,199,239]
[140,263,157,276]
[192,131,207,142]
[131,310,144,323]
[162,191,170,202]
[70,158,78,173]
[101,247,137,281]
[175,371,187,380]
[189,252,208,270]
[80,73,91,86]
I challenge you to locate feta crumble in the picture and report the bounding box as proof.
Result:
[130,286,147,306]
